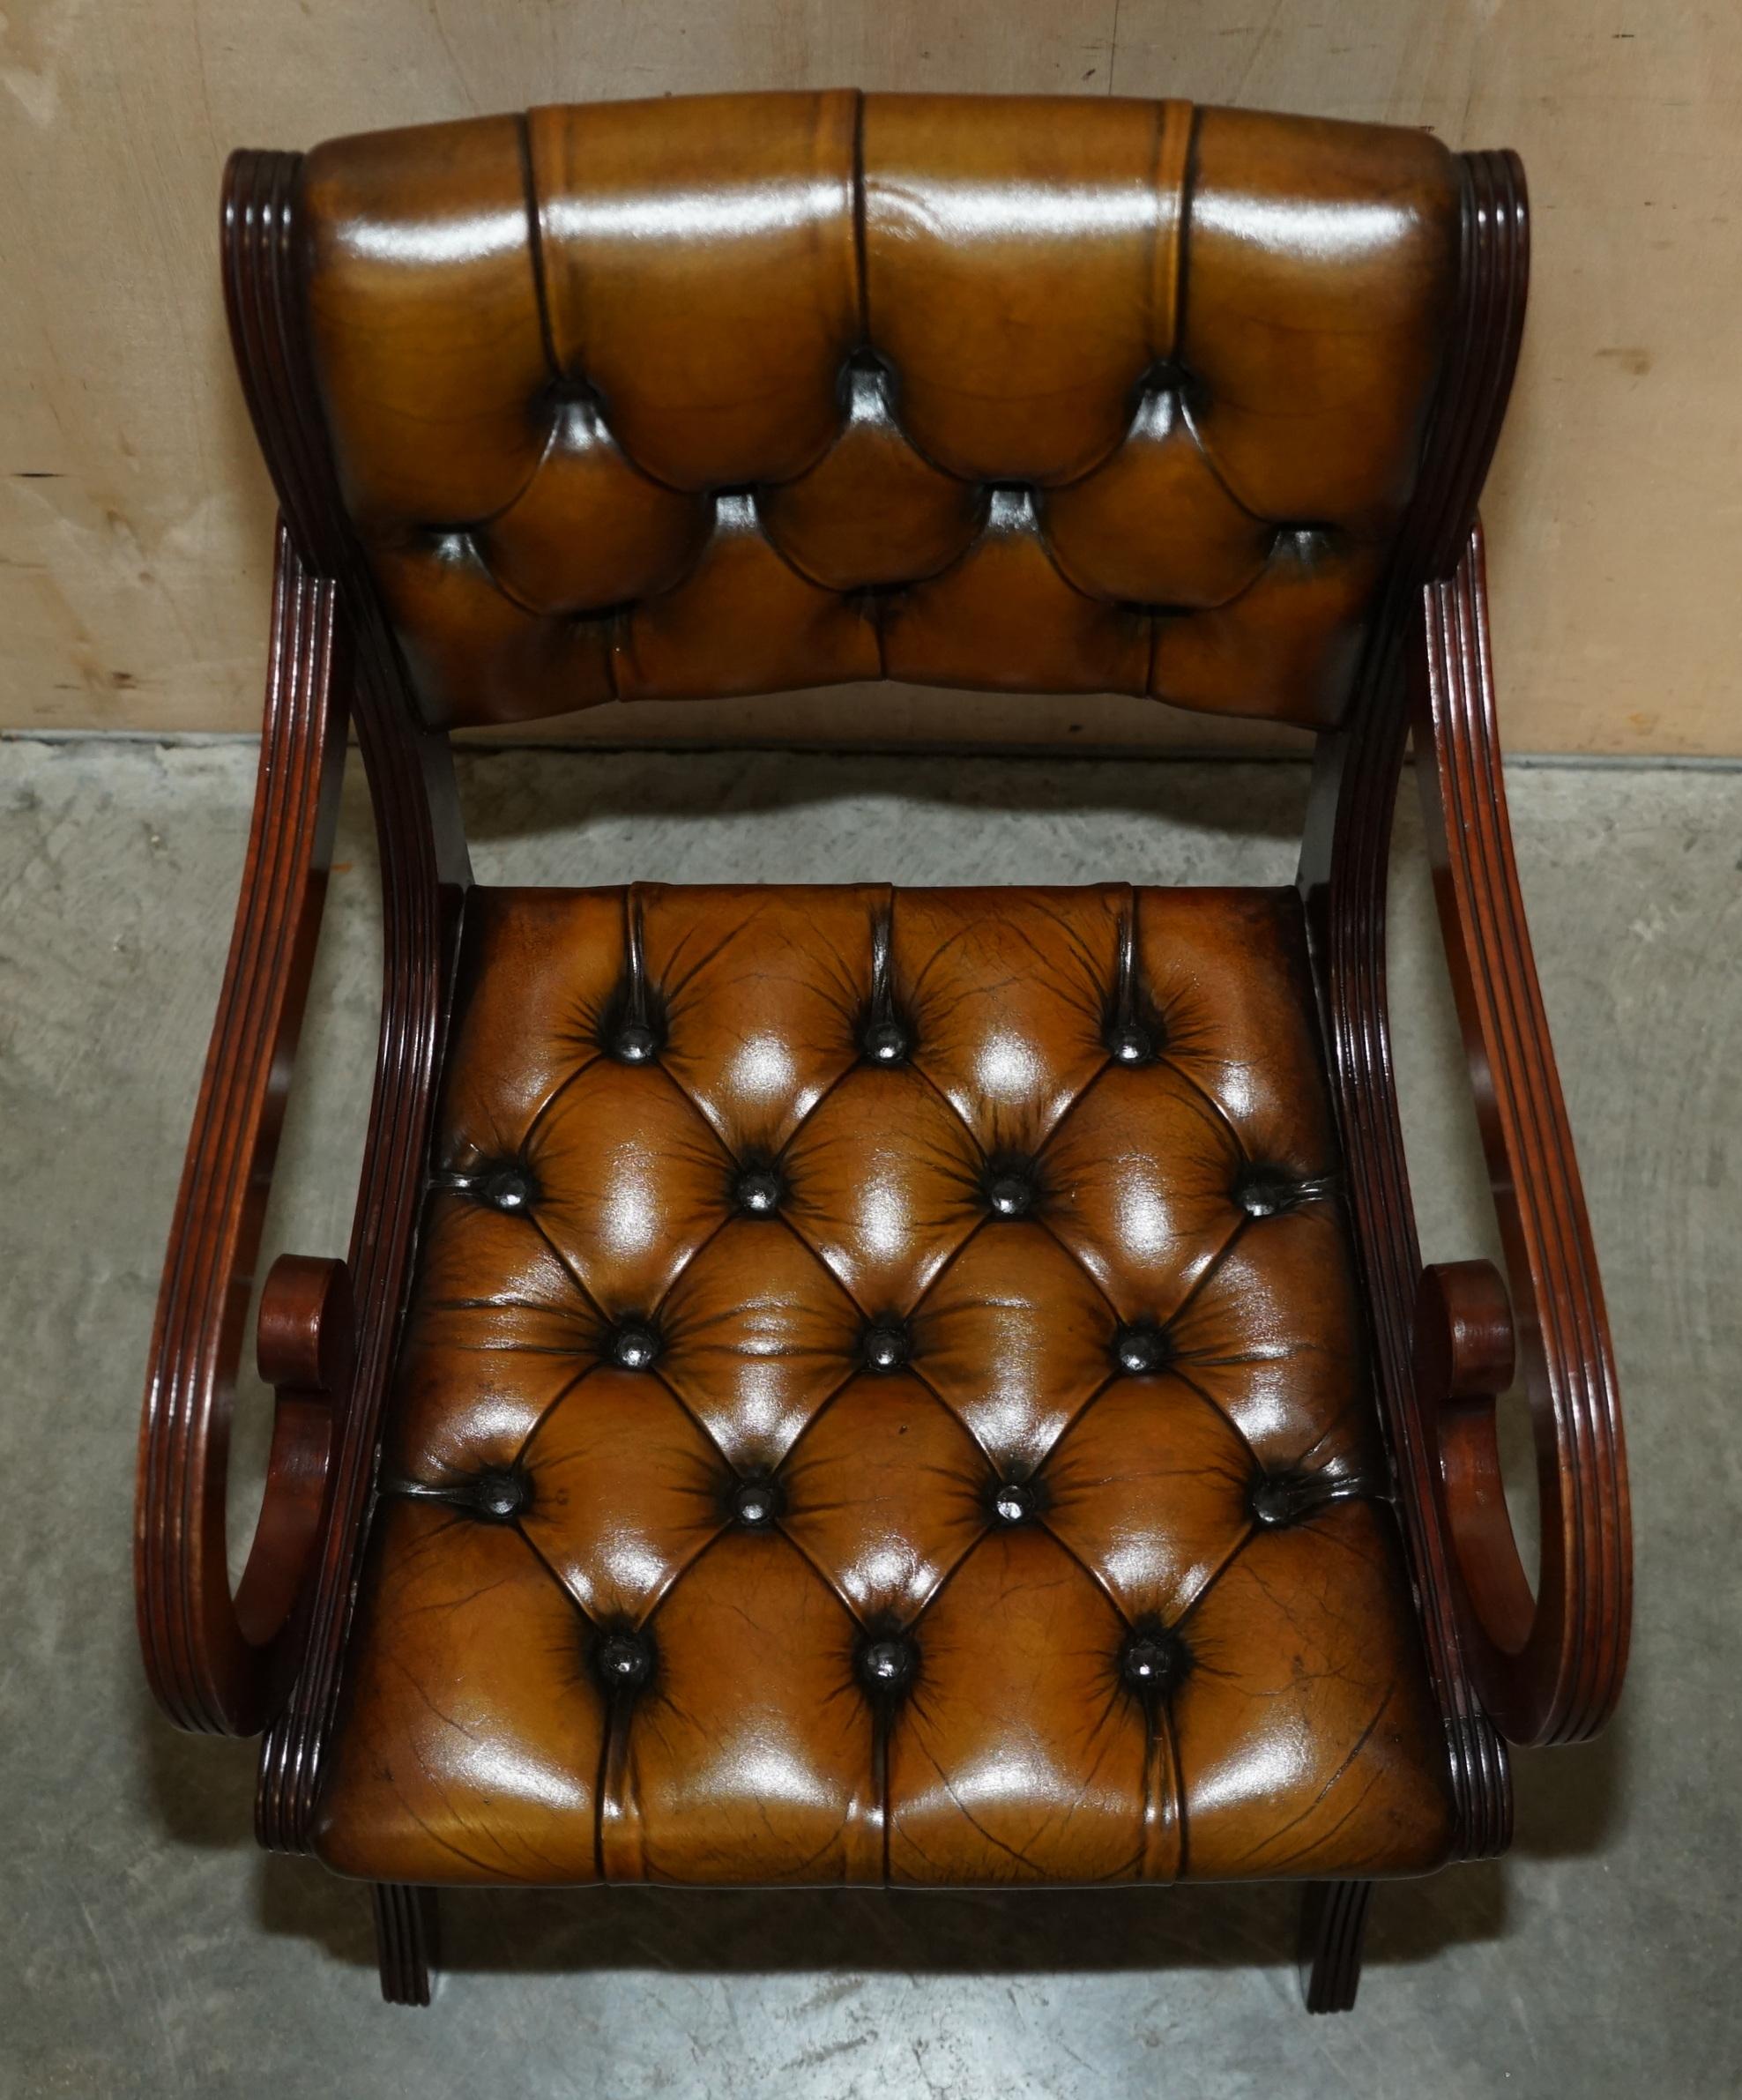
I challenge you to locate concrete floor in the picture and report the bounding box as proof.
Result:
[2,734,1737,2098]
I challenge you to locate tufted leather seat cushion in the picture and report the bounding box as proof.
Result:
[315,883,1454,1887]
[295,93,1460,732]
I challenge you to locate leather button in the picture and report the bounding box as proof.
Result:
[1120,1625,1188,1695]
[1135,356,1207,413]
[608,1319,661,1371]
[532,372,603,422]
[1106,1020,1154,1065]
[468,1466,530,1522]
[425,526,473,563]
[860,1016,911,1065]
[733,1163,784,1216]
[840,345,896,408]
[861,1320,910,1374]
[985,1161,1037,1219]
[858,1634,918,1695]
[731,1476,783,1528]
[1135,356,1184,400]
[613,1019,661,1065]
[990,1478,1038,1526]
[1233,1164,1301,1218]
[593,1628,654,1691]
[1250,1468,1355,1529]
[1112,1322,1169,1374]
[478,1164,535,1213]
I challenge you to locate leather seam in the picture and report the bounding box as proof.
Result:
[516,110,562,383]
[851,88,869,343]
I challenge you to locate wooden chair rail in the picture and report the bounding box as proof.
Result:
[1411,524,1631,1746]
[134,525,352,1735]
[1298,151,1532,1858]
[216,148,473,1844]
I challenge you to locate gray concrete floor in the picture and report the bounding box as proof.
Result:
[2,735,1737,2098]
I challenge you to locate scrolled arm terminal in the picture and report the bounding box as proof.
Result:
[134,525,353,1736]
[1411,524,1632,1748]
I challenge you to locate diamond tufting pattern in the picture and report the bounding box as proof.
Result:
[295,93,1460,731]
[314,883,1455,1888]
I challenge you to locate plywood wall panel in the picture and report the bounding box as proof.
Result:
[2,1,1736,751]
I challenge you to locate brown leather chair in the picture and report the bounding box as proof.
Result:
[137,92,1630,2017]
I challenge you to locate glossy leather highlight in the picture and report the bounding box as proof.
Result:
[315,883,1455,1888]
[295,94,1459,729]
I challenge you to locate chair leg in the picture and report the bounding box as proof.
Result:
[1298,1880,1373,2013]
[371,1883,439,2006]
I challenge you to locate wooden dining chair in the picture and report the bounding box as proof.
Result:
[136,91,1630,2016]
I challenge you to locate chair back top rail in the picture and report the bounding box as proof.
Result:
[274,93,1470,734]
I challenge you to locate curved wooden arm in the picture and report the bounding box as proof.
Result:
[1410,522,1632,1746]
[135,523,354,1734]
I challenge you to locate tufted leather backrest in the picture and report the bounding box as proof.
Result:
[294,94,1463,732]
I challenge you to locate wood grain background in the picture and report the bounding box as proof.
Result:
[3,2,1736,752]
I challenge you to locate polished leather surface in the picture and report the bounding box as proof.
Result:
[315,884,1455,1887]
[296,94,1459,730]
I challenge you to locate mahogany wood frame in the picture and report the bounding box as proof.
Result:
[134,139,1630,2006]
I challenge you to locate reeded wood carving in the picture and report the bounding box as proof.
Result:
[134,527,347,1734]
[218,147,471,1846]
[1300,151,1536,1858]
[1413,529,1631,1746]
[1299,1880,1374,2014]
[1305,150,1628,1837]
[371,1883,439,2007]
